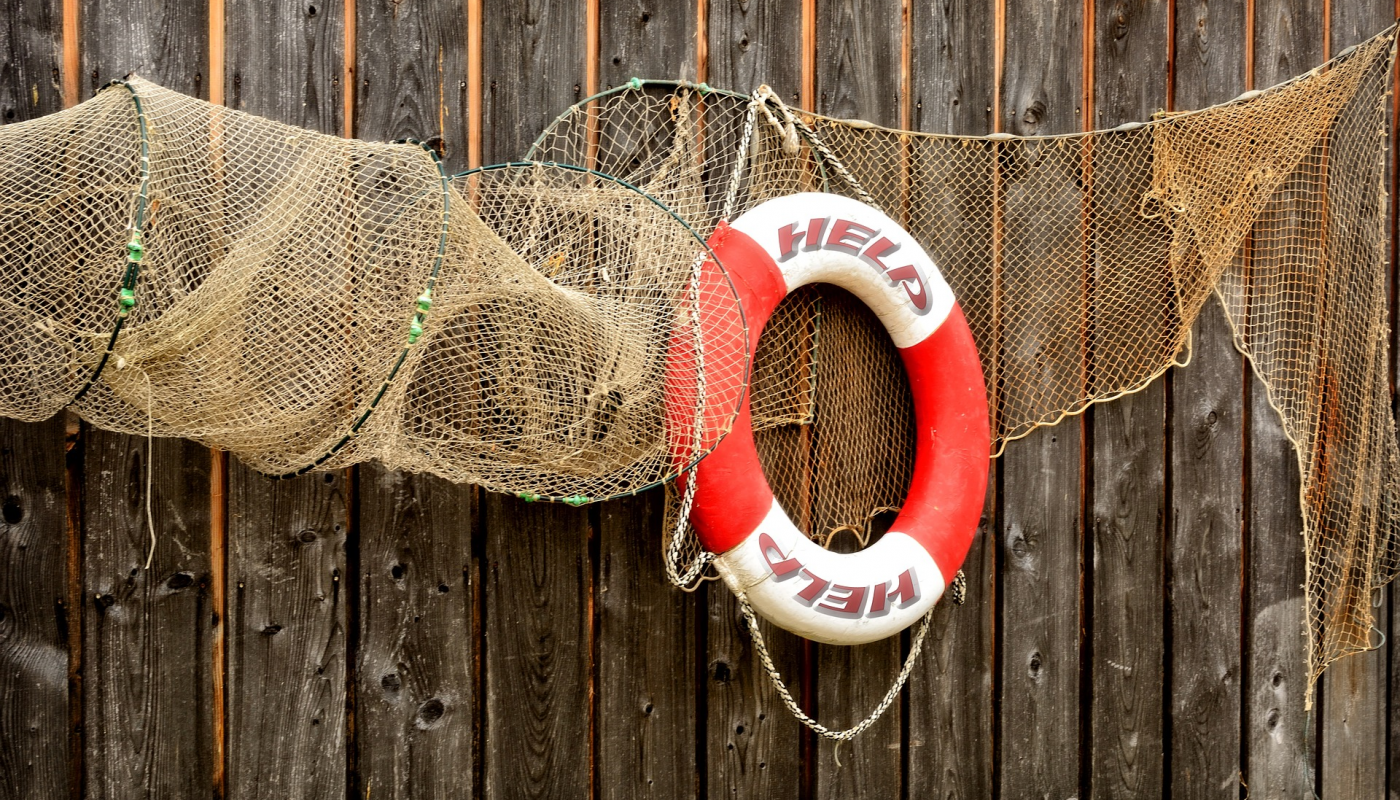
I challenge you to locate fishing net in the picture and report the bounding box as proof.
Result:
[0,77,748,501]
[2,26,1398,695]
[531,28,1400,688]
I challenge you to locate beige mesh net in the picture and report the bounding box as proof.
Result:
[0,77,748,501]
[1,25,1397,692]
[531,28,1400,687]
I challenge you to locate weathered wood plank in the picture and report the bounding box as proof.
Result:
[600,0,699,87]
[0,6,69,798]
[481,0,585,164]
[354,0,469,171]
[597,493,697,799]
[997,1,1085,797]
[0,0,63,120]
[1167,4,1247,799]
[1319,5,1393,797]
[355,468,475,800]
[707,0,802,101]
[703,2,805,795]
[1390,585,1398,800]
[1318,600,1388,799]
[224,0,343,132]
[79,0,208,96]
[1087,3,1170,799]
[481,494,592,799]
[1244,3,1323,797]
[589,5,703,797]
[222,4,349,798]
[82,435,215,799]
[478,5,592,798]
[809,2,904,794]
[0,417,70,800]
[905,2,996,795]
[352,4,475,798]
[78,6,215,797]
[225,469,349,799]
[705,587,803,799]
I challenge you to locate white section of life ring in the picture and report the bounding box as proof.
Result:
[728,192,955,347]
[712,500,945,644]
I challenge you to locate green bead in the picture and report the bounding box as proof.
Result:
[518,492,540,502]
[627,77,643,90]
[697,82,712,95]
[416,293,432,312]
[126,240,144,261]
[563,495,588,507]
[118,288,136,315]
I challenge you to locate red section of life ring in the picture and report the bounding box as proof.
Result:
[674,192,990,645]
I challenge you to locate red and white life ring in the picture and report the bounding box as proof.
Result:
[687,192,989,645]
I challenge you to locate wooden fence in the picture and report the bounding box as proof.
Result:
[0,0,1396,797]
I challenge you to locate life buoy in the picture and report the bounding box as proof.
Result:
[684,192,990,645]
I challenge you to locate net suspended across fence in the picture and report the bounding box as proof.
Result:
[0,77,749,502]
[1,25,1398,696]
[530,28,1400,689]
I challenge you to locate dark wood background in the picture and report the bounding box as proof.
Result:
[0,0,1396,797]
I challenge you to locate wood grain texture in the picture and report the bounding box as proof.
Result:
[910,0,995,136]
[1390,587,1398,800]
[79,0,208,97]
[221,6,348,799]
[224,0,343,131]
[1245,3,1324,798]
[480,0,585,164]
[997,2,1086,798]
[705,590,803,799]
[482,495,592,800]
[356,467,475,800]
[225,469,349,800]
[77,5,215,796]
[1318,599,1388,800]
[904,4,997,798]
[352,5,475,798]
[0,0,62,121]
[706,0,802,101]
[599,0,699,87]
[813,0,899,125]
[809,2,903,794]
[1087,3,1170,799]
[0,417,69,800]
[702,3,804,796]
[597,492,697,799]
[354,0,469,171]
[0,7,68,798]
[82,435,215,799]
[1167,5,1248,799]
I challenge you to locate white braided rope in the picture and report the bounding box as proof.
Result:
[752,86,879,208]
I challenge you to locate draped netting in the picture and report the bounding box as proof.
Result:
[0,77,748,502]
[530,28,1400,688]
[1,24,1398,691]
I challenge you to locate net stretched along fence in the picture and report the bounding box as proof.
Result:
[0,76,748,502]
[530,27,1400,687]
[1,25,1397,691]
